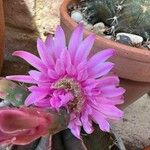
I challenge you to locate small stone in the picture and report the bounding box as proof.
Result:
[147,44,150,50]
[93,22,106,35]
[80,20,93,30]
[85,24,93,30]
[116,33,143,45]
[71,10,83,23]
[116,35,132,45]
[104,35,113,40]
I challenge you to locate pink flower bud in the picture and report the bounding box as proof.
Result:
[0,106,69,145]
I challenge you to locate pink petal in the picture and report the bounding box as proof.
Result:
[55,59,65,76]
[91,109,110,132]
[29,70,51,82]
[101,86,125,97]
[68,121,81,139]
[6,75,36,84]
[88,49,115,68]
[35,98,51,108]
[76,61,87,72]
[82,79,96,87]
[68,24,83,60]
[28,86,50,93]
[25,92,48,106]
[99,105,124,119]
[108,96,124,105]
[54,26,66,58]
[96,76,119,87]
[89,62,114,78]
[12,51,47,72]
[37,38,54,67]
[95,96,124,105]
[74,35,95,65]
[77,69,88,81]
[59,92,73,106]
[60,49,71,68]
[45,35,55,56]
[50,96,61,109]
[48,69,59,79]
[81,113,93,134]
[66,64,77,76]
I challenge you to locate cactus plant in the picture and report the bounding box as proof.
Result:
[0,78,29,106]
[82,0,150,39]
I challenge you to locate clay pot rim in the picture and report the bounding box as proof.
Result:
[60,0,150,63]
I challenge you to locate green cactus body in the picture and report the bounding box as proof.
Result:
[84,0,150,39]
[6,85,29,107]
[0,78,29,106]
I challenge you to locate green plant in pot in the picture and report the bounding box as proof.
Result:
[60,0,150,108]
[83,0,150,40]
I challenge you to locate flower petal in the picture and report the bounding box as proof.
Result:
[6,75,36,84]
[81,112,93,134]
[25,92,48,106]
[45,35,55,56]
[37,38,54,67]
[88,49,115,68]
[60,49,71,68]
[48,69,59,80]
[68,121,81,139]
[34,98,51,108]
[28,86,50,93]
[95,96,124,105]
[29,70,51,82]
[96,76,119,87]
[12,51,47,72]
[59,92,73,106]
[74,35,95,65]
[91,109,110,132]
[54,26,66,58]
[89,62,114,78]
[68,24,83,60]
[55,59,65,76]
[99,105,124,119]
[101,86,125,98]
[66,64,77,76]
[50,96,60,109]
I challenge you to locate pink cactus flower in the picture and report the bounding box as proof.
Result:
[0,107,68,145]
[6,24,125,138]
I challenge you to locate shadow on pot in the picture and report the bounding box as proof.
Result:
[2,0,40,76]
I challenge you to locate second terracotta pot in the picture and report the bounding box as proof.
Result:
[60,0,150,108]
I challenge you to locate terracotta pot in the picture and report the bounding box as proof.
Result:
[0,0,5,72]
[144,146,150,150]
[60,0,150,108]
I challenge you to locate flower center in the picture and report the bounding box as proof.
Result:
[53,78,85,113]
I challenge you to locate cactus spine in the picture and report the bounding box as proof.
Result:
[83,0,150,39]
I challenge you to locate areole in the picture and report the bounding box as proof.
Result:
[60,0,150,108]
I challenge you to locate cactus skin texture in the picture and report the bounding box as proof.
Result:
[0,78,29,106]
[84,0,150,39]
